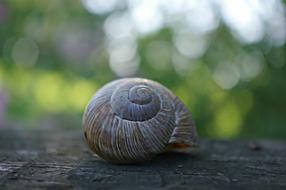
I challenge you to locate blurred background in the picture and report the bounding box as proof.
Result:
[0,0,285,139]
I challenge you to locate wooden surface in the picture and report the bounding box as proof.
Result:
[0,127,285,190]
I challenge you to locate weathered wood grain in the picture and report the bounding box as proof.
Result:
[0,127,285,190]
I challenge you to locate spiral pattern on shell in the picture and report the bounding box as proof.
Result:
[83,78,198,163]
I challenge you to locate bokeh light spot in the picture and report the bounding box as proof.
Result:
[81,0,119,15]
[109,55,140,77]
[219,0,264,44]
[129,0,163,35]
[104,12,135,40]
[185,0,219,34]
[12,38,39,66]
[213,63,240,90]
[174,31,208,59]
[238,52,264,81]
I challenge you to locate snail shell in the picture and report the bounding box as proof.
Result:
[83,78,198,163]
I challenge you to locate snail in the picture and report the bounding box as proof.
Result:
[83,78,199,163]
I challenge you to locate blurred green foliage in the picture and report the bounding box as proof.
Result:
[0,0,286,139]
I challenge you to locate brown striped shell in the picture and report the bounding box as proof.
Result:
[83,78,198,163]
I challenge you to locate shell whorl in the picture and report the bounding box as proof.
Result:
[111,81,160,121]
[83,78,198,163]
